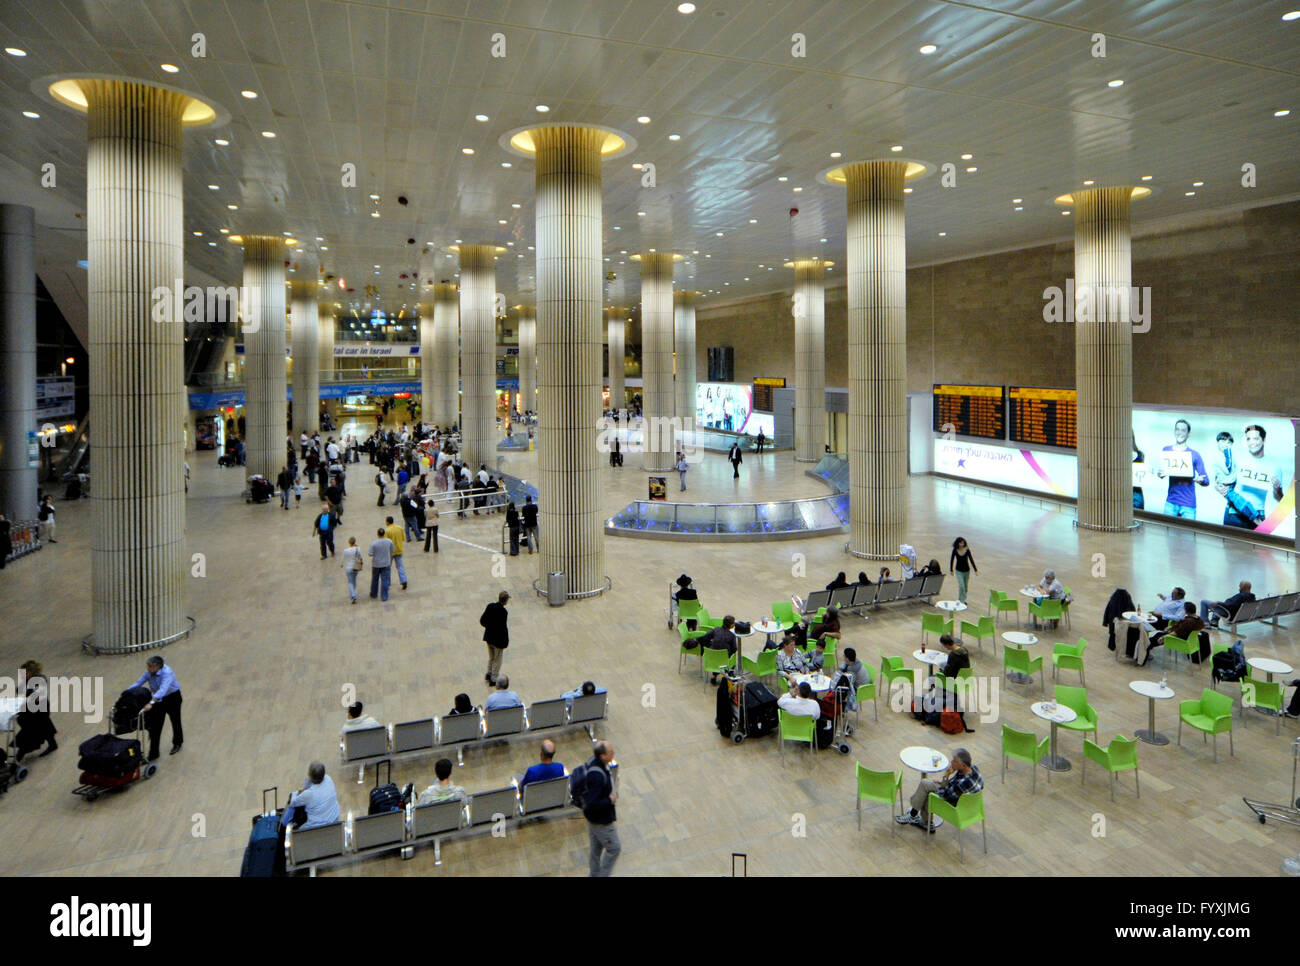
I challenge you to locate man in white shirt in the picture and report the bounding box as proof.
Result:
[1153,587,1189,627]
[777,681,821,719]
[281,762,339,830]
[300,431,310,459]
[340,702,382,734]
[326,438,341,464]
[416,757,467,806]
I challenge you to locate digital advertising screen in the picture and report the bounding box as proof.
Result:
[696,382,754,434]
[932,384,1006,441]
[1008,386,1078,449]
[933,439,1079,498]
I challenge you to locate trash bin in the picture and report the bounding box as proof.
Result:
[547,571,567,606]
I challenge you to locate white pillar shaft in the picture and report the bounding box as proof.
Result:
[793,261,827,462]
[458,247,496,468]
[421,284,458,429]
[84,80,189,649]
[673,292,697,428]
[290,272,318,436]
[846,162,908,558]
[517,310,536,415]
[317,303,334,384]
[1074,187,1134,530]
[639,253,676,471]
[607,312,625,410]
[534,125,606,596]
[0,204,37,520]
[242,235,287,482]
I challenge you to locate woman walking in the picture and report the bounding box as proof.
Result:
[341,536,363,604]
[949,537,978,604]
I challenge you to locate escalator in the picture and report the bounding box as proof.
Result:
[53,416,89,481]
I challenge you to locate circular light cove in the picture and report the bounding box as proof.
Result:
[241,90,258,99]
[919,44,938,54]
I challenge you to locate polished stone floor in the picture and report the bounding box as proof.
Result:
[1,441,1297,876]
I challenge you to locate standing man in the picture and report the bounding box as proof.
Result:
[755,429,766,455]
[675,451,689,491]
[383,515,408,591]
[276,465,293,510]
[582,740,620,877]
[131,655,182,761]
[37,496,56,544]
[479,590,510,685]
[506,502,521,556]
[325,476,345,522]
[1219,424,1287,530]
[424,498,440,553]
[728,440,743,479]
[368,527,395,601]
[312,503,336,559]
[521,496,539,554]
[1154,419,1208,519]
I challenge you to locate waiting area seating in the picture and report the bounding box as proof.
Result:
[1216,592,1300,636]
[798,574,946,618]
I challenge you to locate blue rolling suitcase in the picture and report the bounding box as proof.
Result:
[240,787,285,877]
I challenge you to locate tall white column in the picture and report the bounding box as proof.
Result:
[458,245,498,468]
[638,252,677,471]
[606,307,625,412]
[420,283,458,430]
[790,258,829,462]
[1072,186,1137,530]
[673,291,698,431]
[516,304,536,416]
[317,302,334,386]
[241,234,288,482]
[0,204,37,520]
[289,257,318,437]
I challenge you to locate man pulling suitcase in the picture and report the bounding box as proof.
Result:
[129,656,183,762]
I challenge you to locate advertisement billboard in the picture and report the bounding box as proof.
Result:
[696,382,771,436]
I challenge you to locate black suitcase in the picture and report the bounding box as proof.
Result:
[112,686,152,735]
[368,759,403,815]
[77,733,143,778]
[741,682,779,738]
[241,787,286,877]
[1187,630,1212,664]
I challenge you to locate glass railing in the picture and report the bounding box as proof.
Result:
[606,493,849,539]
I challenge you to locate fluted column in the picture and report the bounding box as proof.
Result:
[458,246,497,467]
[673,291,698,432]
[420,283,458,429]
[606,307,625,412]
[0,204,37,520]
[317,302,335,389]
[1074,187,1136,530]
[844,161,908,558]
[289,257,318,437]
[638,252,677,471]
[517,304,536,416]
[533,125,608,596]
[791,259,829,462]
[83,80,189,649]
[241,235,288,482]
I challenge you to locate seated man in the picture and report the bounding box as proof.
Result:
[897,748,983,831]
[1152,587,1189,629]
[1144,602,1206,665]
[416,757,467,805]
[561,680,607,710]
[281,761,339,830]
[833,647,871,710]
[673,575,700,626]
[485,674,523,711]
[1200,580,1255,628]
[777,634,811,680]
[340,701,382,734]
[938,634,970,678]
[1035,569,1065,600]
[518,738,565,788]
[777,680,821,720]
[701,616,739,685]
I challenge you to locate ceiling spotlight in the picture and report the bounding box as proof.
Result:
[1275,109,1291,117]
[320,246,328,251]
[1083,179,1094,185]
[474,114,489,121]
[371,211,381,217]
[960,153,973,160]
[219,228,229,234]
[501,162,512,167]
[208,241,217,247]
[637,211,646,217]
[793,186,803,192]
[21,110,38,118]
[241,90,258,99]
[1014,206,1024,211]
[260,130,276,138]
[461,147,474,154]
[1185,191,1195,196]
[1107,79,1124,88]
[160,63,179,73]
[632,162,643,170]
[1284,9,1300,19]
[715,231,723,236]
[192,230,202,236]
[1141,175,1153,180]
[498,219,507,224]
[749,218,757,223]
[678,2,696,12]
[938,231,947,237]
[890,144,903,152]
[818,239,826,244]
[919,43,938,55]
[511,203,521,208]
[636,116,651,124]
[226,203,238,210]
[668,133,681,141]
[1191,180,1204,186]
[1062,210,1072,215]
[777,176,788,182]
[903,187,913,194]
[4,48,27,56]
[830,151,842,158]
[214,138,229,146]
[535,104,550,112]
[1012,197,1023,203]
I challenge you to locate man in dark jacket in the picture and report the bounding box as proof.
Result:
[1200,580,1256,627]
[521,495,539,554]
[480,591,510,684]
[728,441,743,479]
[583,741,620,877]
[276,466,293,510]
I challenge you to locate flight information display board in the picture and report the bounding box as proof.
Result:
[931,384,1005,441]
[1008,386,1078,449]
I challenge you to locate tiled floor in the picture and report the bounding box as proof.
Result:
[1,443,1297,876]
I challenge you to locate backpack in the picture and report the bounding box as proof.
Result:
[317,512,331,532]
[1212,646,1247,683]
[375,473,384,487]
[939,710,965,734]
[569,760,596,809]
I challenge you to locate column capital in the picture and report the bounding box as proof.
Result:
[499,122,635,161]
[1054,185,1151,208]
[44,75,227,127]
[823,158,933,186]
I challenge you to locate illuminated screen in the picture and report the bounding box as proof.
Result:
[696,382,771,436]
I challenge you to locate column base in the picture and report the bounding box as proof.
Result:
[844,544,896,560]
[794,457,820,463]
[532,576,613,600]
[81,616,197,656]
[1073,519,1143,533]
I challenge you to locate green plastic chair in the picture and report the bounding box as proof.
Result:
[937,667,974,703]
[1060,587,1073,628]
[1082,735,1139,800]
[771,601,797,631]
[921,612,953,645]
[854,680,878,725]
[1208,642,1234,690]
[990,590,1020,627]
[701,647,736,683]
[961,615,997,655]
[1028,598,1063,629]
[927,789,987,858]
[1056,685,1099,743]
[676,598,702,625]
[742,648,779,684]
[1178,688,1234,761]
[879,656,915,704]
[1240,679,1285,735]
[856,763,903,830]
[698,613,724,631]
[1160,633,1200,671]
[821,635,838,669]
[1001,724,1050,794]
[678,624,706,674]
[1051,638,1088,685]
[1004,646,1044,692]
[778,709,815,762]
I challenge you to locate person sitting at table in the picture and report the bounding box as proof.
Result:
[795,606,842,649]
[1152,587,1190,629]
[833,647,871,711]
[938,634,970,678]
[807,638,828,671]
[777,634,811,679]
[897,748,983,832]
[825,572,849,591]
[1102,587,1140,658]
[1144,602,1206,665]
[777,680,821,720]
[1034,570,1065,600]
[701,616,738,684]
[1199,580,1255,628]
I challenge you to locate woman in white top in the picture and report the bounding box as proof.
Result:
[341,536,364,603]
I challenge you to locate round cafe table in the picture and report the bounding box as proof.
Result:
[791,672,833,694]
[1031,700,1077,771]
[1247,657,1293,684]
[754,618,783,649]
[936,600,968,641]
[1129,680,1175,745]
[913,649,949,679]
[899,745,949,828]
[1002,631,1039,683]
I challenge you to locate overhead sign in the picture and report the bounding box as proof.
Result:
[333,344,421,357]
[36,377,75,422]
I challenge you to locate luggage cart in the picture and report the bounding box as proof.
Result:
[1243,737,1300,826]
[822,678,853,755]
[72,712,158,803]
[0,698,29,790]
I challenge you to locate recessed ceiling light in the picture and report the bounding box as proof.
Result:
[919,44,938,55]
[1014,206,1024,211]
[612,226,621,230]
[966,167,978,173]
[1108,79,1124,88]
[226,203,238,210]
[743,277,750,281]
[192,230,202,236]
[749,218,757,223]
[501,162,512,168]
[1062,210,1072,215]
[535,104,550,113]
[461,147,474,154]
[792,186,802,192]
[960,153,973,160]
[498,219,507,224]
[938,232,947,237]
[715,231,723,236]
[1275,109,1291,117]
[219,228,229,234]
[890,144,903,152]
[1185,191,1195,196]
[21,110,38,118]
[506,241,514,246]
[636,116,651,124]
[208,184,220,190]
[511,203,521,208]
[1083,179,1094,185]
[1141,175,1153,180]
[320,246,328,251]
[1284,10,1300,19]
[819,239,826,244]
[474,114,489,122]
[1012,198,1023,203]
[668,133,681,141]
[4,48,27,57]
[261,130,276,138]
[371,211,381,217]
[241,90,258,99]
[778,176,788,182]
[208,241,216,247]
[637,211,646,217]
[632,163,643,170]
[705,254,710,257]
[214,138,229,146]
[455,239,462,243]
[903,187,913,194]
[830,151,841,159]
[528,245,535,250]
[160,63,179,73]
[678,2,696,12]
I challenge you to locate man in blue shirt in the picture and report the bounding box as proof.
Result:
[518,738,565,788]
[484,674,522,711]
[281,762,339,830]
[130,656,182,761]
[1154,419,1208,519]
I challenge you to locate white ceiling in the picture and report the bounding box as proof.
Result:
[1,0,1297,330]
